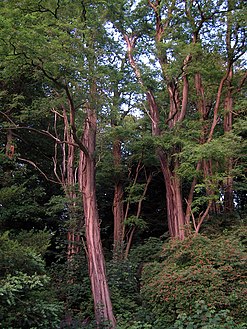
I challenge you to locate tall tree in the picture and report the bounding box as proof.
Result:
[0,0,116,326]
[109,0,246,238]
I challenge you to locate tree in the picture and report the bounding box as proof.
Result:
[0,0,116,326]
[109,0,246,239]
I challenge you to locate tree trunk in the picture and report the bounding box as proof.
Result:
[158,151,185,239]
[113,181,124,258]
[78,107,116,328]
[124,34,187,240]
[112,139,124,259]
[223,67,234,213]
[6,129,15,159]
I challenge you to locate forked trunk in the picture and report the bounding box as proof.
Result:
[78,107,116,328]
[124,33,187,240]
[159,151,185,239]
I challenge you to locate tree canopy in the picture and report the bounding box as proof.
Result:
[0,0,246,328]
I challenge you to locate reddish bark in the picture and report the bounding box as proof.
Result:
[53,107,81,261]
[223,67,234,213]
[124,33,187,240]
[52,94,115,326]
[6,129,15,159]
[112,139,124,258]
[78,106,116,328]
[158,152,185,239]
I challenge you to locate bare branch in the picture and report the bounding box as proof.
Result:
[63,88,89,157]
[195,200,212,234]
[18,157,59,184]
[207,67,231,142]
[0,111,18,127]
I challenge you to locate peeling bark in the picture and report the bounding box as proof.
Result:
[78,107,116,328]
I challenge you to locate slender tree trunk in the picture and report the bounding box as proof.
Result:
[224,159,234,212]
[113,181,124,257]
[63,107,81,260]
[124,171,152,258]
[78,107,116,328]
[223,67,234,213]
[53,108,81,261]
[112,139,124,259]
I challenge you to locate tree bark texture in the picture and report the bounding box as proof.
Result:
[158,151,185,239]
[78,107,116,328]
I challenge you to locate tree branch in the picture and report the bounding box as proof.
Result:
[18,157,59,184]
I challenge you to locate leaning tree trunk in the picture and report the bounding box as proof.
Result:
[124,34,187,240]
[78,106,116,328]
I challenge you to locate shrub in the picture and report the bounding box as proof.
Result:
[0,232,62,329]
[171,300,247,329]
[141,228,247,327]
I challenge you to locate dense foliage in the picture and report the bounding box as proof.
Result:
[0,0,246,328]
[0,231,62,329]
[141,228,247,327]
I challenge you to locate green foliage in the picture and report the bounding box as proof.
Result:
[0,157,47,231]
[124,215,147,230]
[171,300,247,329]
[107,259,140,316]
[0,0,247,327]
[0,272,61,329]
[49,252,94,324]
[107,239,163,327]
[117,320,153,329]
[129,237,163,264]
[13,229,52,256]
[125,183,147,204]
[0,232,62,329]
[141,229,247,327]
[0,231,46,276]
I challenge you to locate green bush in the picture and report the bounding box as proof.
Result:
[49,251,94,324]
[0,232,62,329]
[107,259,140,316]
[170,300,247,329]
[141,228,247,327]
[108,238,163,327]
